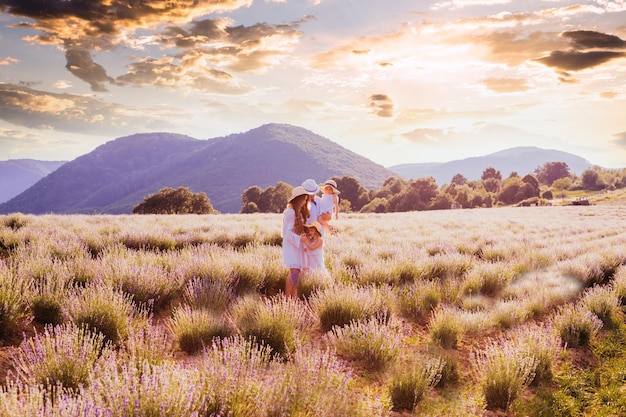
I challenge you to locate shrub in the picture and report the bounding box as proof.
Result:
[0,263,30,339]
[10,324,110,392]
[2,213,28,230]
[509,324,562,386]
[327,316,401,372]
[67,284,138,346]
[124,324,174,368]
[472,338,537,411]
[581,286,620,329]
[183,276,234,313]
[552,305,603,348]
[168,305,233,354]
[397,280,441,321]
[232,295,312,359]
[309,285,391,332]
[29,275,69,325]
[388,356,445,411]
[428,307,464,349]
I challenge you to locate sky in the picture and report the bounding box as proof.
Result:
[0,0,625,169]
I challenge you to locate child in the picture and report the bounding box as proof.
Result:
[321,179,341,220]
[321,180,340,236]
[300,221,327,273]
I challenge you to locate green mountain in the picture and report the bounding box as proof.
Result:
[0,124,396,214]
[0,159,66,204]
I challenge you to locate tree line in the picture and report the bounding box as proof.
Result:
[239,162,626,214]
[132,162,626,214]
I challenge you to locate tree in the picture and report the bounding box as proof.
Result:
[334,176,370,211]
[535,162,571,186]
[451,174,467,185]
[133,187,217,214]
[552,177,572,192]
[481,167,502,193]
[240,181,293,213]
[241,186,262,210]
[374,177,408,199]
[581,169,605,190]
[388,177,438,212]
[481,167,502,181]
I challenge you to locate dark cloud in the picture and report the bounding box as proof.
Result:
[158,18,305,73]
[0,0,281,92]
[535,50,625,72]
[369,94,394,118]
[65,49,116,92]
[533,30,626,76]
[562,30,626,50]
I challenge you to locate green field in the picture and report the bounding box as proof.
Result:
[1,205,625,416]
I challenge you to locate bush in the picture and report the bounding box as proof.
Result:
[428,307,464,349]
[472,339,537,411]
[552,305,603,348]
[0,264,30,340]
[232,295,312,360]
[327,316,401,372]
[581,286,620,329]
[10,324,110,392]
[67,285,138,346]
[389,356,445,411]
[168,305,233,354]
[309,285,390,333]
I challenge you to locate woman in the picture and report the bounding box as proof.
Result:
[282,186,309,298]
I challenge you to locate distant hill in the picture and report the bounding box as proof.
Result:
[0,159,66,204]
[389,146,593,184]
[0,124,396,214]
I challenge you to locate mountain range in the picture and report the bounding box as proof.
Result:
[0,124,597,214]
[0,124,394,214]
[389,146,592,185]
[0,159,66,204]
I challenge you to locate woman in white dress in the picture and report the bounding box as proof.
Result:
[282,186,309,298]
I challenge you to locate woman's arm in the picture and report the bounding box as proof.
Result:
[301,237,323,250]
[282,210,301,248]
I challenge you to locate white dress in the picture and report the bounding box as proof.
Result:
[282,207,304,269]
[304,239,327,273]
[321,193,338,216]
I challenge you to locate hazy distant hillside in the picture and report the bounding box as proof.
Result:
[0,159,66,203]
[0,124,396,214]
[389,146,592,184]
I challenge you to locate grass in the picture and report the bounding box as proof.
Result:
[0,207,625,416]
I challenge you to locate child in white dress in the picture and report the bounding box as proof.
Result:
[320,179,340,236]
[300,221,327,273]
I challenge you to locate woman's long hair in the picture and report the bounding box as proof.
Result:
[290,194,309,235]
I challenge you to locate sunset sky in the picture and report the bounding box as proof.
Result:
[0,0,625,168]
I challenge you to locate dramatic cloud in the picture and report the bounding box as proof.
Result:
[0,83,170,135]
[563,30,626,49]
[65,49,117,92]
[0,0,286,92]
[535,50,625,72]
[481,77,530,93]
[534,30,626,78]
[369,94,394,118]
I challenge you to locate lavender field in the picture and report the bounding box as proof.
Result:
[1,205,626,416]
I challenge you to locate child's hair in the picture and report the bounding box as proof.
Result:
[304,222,322,237]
